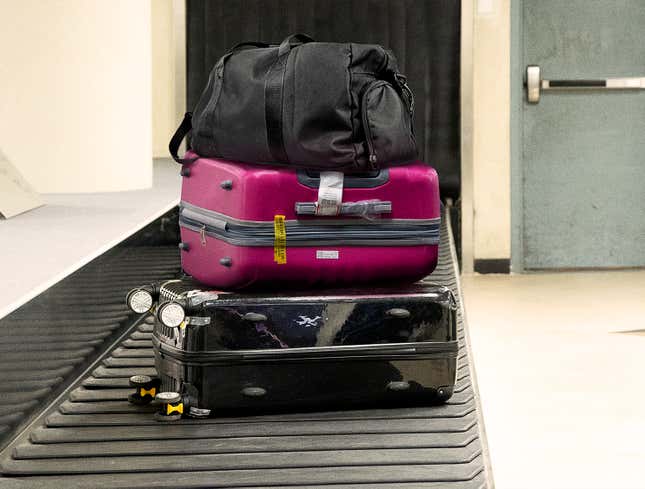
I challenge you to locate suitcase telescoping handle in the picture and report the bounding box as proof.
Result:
[296,169,390,188]
[296,168,392,217]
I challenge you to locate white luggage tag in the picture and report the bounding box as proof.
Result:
[315,171,344,216]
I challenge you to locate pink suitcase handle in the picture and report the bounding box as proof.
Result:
[294,200,392,217]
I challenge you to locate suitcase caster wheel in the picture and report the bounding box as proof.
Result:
[154,411,183,422]
[155,391,185,421]
[436,386,453,402]
[127,375,160,405]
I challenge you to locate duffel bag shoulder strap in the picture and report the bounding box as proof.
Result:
[265,34,314,163]
[169,41,271,165]
[169,112,198,165]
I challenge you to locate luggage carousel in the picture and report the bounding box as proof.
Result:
[0,208,492,488]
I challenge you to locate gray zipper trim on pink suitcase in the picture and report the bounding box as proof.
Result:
[181,201,440,227]
[179,202,440,247]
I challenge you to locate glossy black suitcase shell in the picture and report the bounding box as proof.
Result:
[153,279,458,414]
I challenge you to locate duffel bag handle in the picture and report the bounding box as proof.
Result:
[231,41,270,52]
[278,33,314,56]
[169,42,271,165]
[266,33,314,163]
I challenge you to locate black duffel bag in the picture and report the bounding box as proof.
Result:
[170,34,417,171]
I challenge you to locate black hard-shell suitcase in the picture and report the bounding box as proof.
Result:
[131,279,458,419]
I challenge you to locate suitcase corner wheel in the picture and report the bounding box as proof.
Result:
[154,391,187,422]
[435,385,453,403]
[125,285,159,315]
[128,375,161,405]
[386,381,454,404]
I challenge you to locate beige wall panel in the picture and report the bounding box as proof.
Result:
[0,0,153,193]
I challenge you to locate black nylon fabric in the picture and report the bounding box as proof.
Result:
[183,37,416,171]
[186,0,461,196]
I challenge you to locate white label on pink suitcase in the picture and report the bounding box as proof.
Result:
[316,171,344,216]
[316,250,339,259]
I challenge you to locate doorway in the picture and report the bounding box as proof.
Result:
[512,0,645,270]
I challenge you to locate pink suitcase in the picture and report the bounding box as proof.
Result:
[178,151,440,289]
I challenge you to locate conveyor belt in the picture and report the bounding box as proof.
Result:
[0,246,181,448]
[0,210,491,488]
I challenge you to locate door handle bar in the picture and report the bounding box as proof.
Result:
[526,65,645,103]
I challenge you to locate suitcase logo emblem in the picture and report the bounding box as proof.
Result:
[295,315,321,327]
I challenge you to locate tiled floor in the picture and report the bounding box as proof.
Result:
[462,270,645,489]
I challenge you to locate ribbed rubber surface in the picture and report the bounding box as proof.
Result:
[0,216,489,488]
[0,246,180,448]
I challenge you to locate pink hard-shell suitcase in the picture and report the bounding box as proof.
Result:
[178,151,440,289]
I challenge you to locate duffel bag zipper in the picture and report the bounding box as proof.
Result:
[192,67,218,136]
[361,80,391,170]
[204,60,226,115]
[199,54,234,136]
[394,73,415,116]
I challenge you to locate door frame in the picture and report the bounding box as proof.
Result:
[461,0,513,275]
[460,0,475,274]
[172,0,187,127]
[510,0,525,272]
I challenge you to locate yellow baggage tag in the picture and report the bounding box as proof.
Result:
[273,215,287,264]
